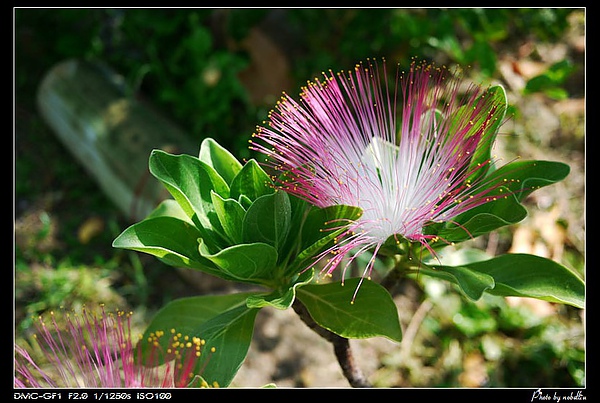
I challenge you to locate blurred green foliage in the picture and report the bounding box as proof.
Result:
[15,8,578,157]
[374,277,584,387]
[15,8,584,387]
[524,59,576,99]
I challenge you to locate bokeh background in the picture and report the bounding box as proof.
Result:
[14,8,585,387]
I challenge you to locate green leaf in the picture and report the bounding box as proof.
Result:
[481,160,570,202]
[288,205,363,274]
[238,194,253,210]
[230,159,274,201]
[424,159,569,244]
[300,205,363,251]
[467,84,507,180]
[425,188,527,243]
[198,137,243,185]
[426,254,584,308]
[417,265,496,300]
[199,240,278,285]
[524,59,574,99]
[463,253,584,308]
[422,246,491,267]
[210,191,246,244]
[146,199,193,224]
[112,216,237,280]
[246,269,314,310]
[148,150,229,241]
[242,191,291,252]
[446,84,507,184]
[278,194,310,263]
[139,293,259,388]
[297,278,402,342]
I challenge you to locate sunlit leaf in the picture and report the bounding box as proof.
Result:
[198,137,243,185]
[199,240,278,285]
[297,278,402,342]
[230,159,274,201]
[210,191,246,244]
[482,160,570,202]
[426,253,584,308]
[112,216,236,280]
[148,149,229,244]
[139,293,258,387]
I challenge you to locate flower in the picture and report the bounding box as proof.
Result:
[250,59,506,282]
[14,306,217,388]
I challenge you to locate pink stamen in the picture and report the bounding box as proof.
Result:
[250,58,508,294]
[14,307,215,388]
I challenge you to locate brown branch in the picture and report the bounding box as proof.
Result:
[332,337,371,388]
[291,299,372,388]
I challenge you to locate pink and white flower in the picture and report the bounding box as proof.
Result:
[14,306,215,388]
[251,59,506,280]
